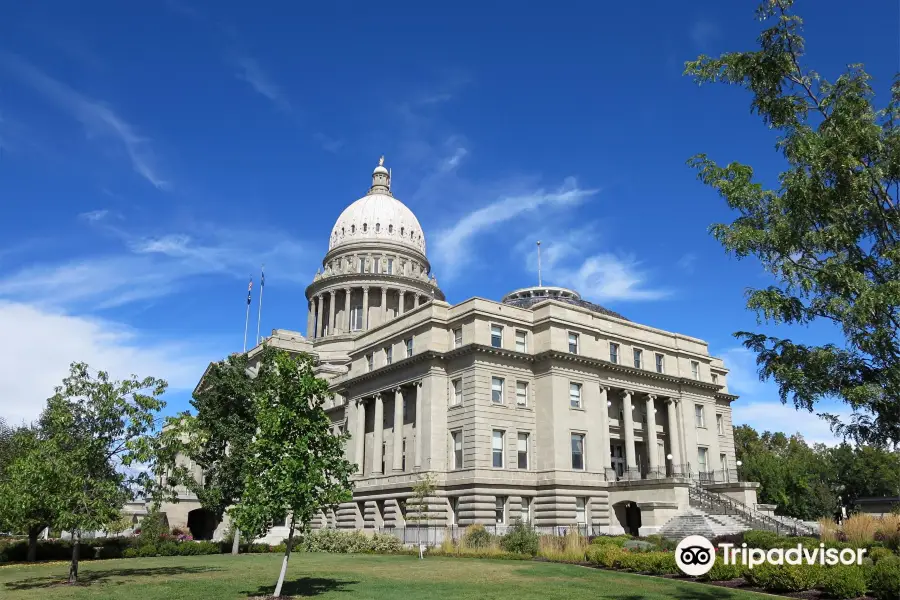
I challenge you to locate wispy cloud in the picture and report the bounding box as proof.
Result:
[79,209,110,223]
[232,55,291,112]
[690,20,721,51]
[676,252,697,273]
[432,177,597,279]
[313,132,344,153]
[0,53,168,190]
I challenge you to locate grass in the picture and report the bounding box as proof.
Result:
[0,552,773,600]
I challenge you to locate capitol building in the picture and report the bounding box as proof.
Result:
[162,159,768,540]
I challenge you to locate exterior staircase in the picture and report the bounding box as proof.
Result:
[658,482,818,540]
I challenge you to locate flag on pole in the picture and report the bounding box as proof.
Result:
[260,268,265,288]
[246,278,253,305]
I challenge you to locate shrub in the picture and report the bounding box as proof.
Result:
[500,522,539,556]
[156,541,180,556]
[819,518,840,543]
[701,559,745,581]
[819,564,869,600]
[876,514,900,552]
[844,514,879,547]
[123,547,139,558]
[586,544,627,568]
[642,535,677,552]
[463,525,493,549]
[870,546,895,564]
[371,533,402,554]
[538,529,587,562]
[743,530,781,550]
[136,544,158,557]
[746,564,823,593]
[136,509,170,545]
[644,552,679,575]
[590,535,629,547]
[869,556,900,600]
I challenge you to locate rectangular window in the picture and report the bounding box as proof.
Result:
[521,497,531,523]
[716,413,724,435]
[350,306,363,331]
[451,379,462,406]
[633,348,643,369]
[695,404,706,428]
[698,447,709,472]
[491,377,504,404]
[386,258,394,275]
[491,324,503,348]
[571,433,585,470]
[495,496,506,524]
[358,257,365,273]
[453,327,462,348]
[655,353,665,374]
[449,497,459,526]
[515,381,528,407]
[609,342,619,364]
[381,442,386,474]
[366,353,373,372]
[691,360,700,380]
[492,430,504,468]
[385,346,392,365]
[568,332,579,354]
[711,373,719,385]
[515,330,527,352]
[452,431,463,469]
[569,382,582,408]
[374,257,380,274]
[405,338,413,357]
[517,432,529,469]
[575,497,586,525]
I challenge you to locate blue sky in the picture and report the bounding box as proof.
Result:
[0,1,896,443]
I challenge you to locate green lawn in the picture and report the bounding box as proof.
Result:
[0,553,771,600]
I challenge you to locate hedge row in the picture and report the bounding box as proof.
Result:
[0,537,277,563]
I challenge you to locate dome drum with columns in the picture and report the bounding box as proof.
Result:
[305,159,444,339]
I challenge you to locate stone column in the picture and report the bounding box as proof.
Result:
[599,385,612,472]
[306,300,314,339]
[399,290,406,315]
[315,294,324,338]
[372,393,384,475]
[645,394,659,477]
[344,287,351,333]
[362,287,370,330]
[392,387,404,472]
[416,295,422,307]
[381,287,387,325]
[414,381,423,469]
[355,399,366,475]
[328,290,336,337]
[666,399,682,473]
[622,390,637,474]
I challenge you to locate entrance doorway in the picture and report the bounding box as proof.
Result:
[186,508,217,540]
[612,501,642,536]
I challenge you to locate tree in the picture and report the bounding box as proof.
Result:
[39,362,167,583]
[231,350,353,598]
[0,426,57,560]
[156,350,269,555]
[826,443,900,507]
[408,472,437,558]
[685,0,900,446]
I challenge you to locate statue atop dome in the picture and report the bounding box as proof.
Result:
[378,155,384,167]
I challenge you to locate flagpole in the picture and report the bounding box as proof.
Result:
[243,277,252,353]
[256,265,265,346]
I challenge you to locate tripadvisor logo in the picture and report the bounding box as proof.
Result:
[674,535,867,577]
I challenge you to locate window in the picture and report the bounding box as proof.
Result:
[569,382,583,408]
[571,434,585,470]
[609,342,619,364]
[716,413,724,435]
[375,223,381,233]
[358,257,365,272]
[491,325,503,348]
[575,497,587,525]
[711,373,719,385]
[698,447,709,472]
[517,433,529,469]
[453,327,462,348]
[720,453,727,472]
[491,377,504,404]
[385,346,392,365]
[449,497,459,526]
[381,441,386,474]
[350,306,363,331]
[515,330,527,352]
[451,431,463,469]
[495,496,506,524]
[387,258,394,274]
[633,348,643,369]
[402,439,407,471]
[655,353,665,374]
[492,430,504,468]
[373,256,380,273]
[405,338,413,357]
[366,354,373,372]
[568,332,579,354]
[451,379,462,406]
[691,360,700,380]
[695,404,706,428]
[516,381,528,407]
[521,497,531,523]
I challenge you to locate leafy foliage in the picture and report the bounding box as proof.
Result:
[299,529,401,554]
[499,521,539,556]
[686,0,900,446]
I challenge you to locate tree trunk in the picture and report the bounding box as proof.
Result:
[68,532,80,584]
[273,520,294,598]
[231,527,241,555]
[27,526,39,562]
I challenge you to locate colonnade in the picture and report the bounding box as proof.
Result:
[307,286,431,338]
[352,382,422,475]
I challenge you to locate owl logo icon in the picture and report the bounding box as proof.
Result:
[675,535,716,576]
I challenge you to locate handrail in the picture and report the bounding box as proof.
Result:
[688,480,816,537]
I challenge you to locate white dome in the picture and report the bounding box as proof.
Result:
[329,192,426,254]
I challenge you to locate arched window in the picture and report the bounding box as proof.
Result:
[341,227,345,236]
[389,224,394,233]
[401,227,405,236]
[351,224,356,234]
[375,223,381,233]
[411,230,415,239]
[363,223,368,232]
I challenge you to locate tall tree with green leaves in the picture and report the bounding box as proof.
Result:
[231,350,353,598]
[156,349,277,553]
[39,362,167,583]
[685,0,900,446]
